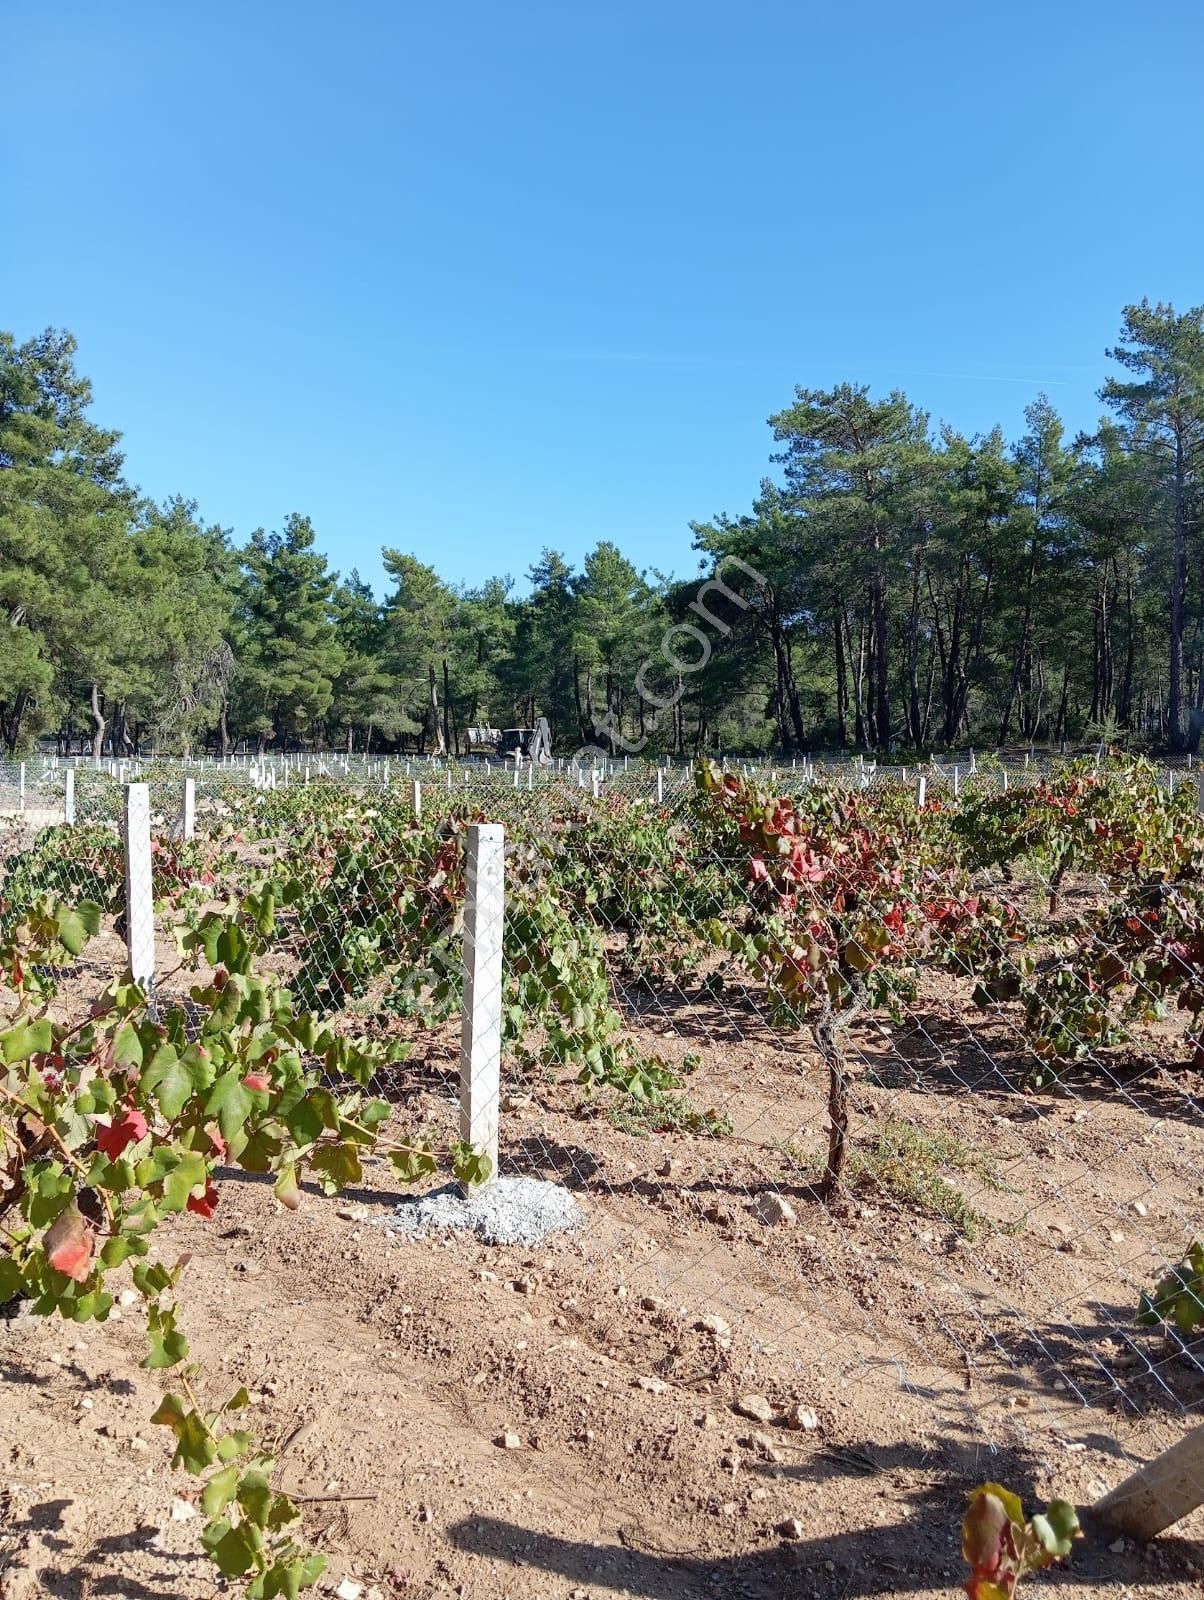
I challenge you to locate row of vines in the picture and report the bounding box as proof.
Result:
[2,755,1202,1595]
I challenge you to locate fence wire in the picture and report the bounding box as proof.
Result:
[3,750,1204,1588]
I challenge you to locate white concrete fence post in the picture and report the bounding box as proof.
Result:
[915,774,927,808]
[182,777,196,841]
[64,768,75,826]
[459,823,504,1189]
[123,783,155,991]
[18,762,25,813]
[412,779,422,821]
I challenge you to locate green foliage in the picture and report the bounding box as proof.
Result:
[1021,876,1204,1082]
[962,1484,1080,1599]
[0,891,491,1596]
[235,516,345,747]
[1138,1240,1204,1335]
[953,759,1200,893]
[7,299,1204,760]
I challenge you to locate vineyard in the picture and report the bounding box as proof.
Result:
[4,752,1204,1599]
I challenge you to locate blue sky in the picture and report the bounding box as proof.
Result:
[6,1,1203,596]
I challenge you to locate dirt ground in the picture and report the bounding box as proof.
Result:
[5,931,1204,1600]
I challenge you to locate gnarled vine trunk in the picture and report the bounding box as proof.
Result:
[812,1008,854,1199]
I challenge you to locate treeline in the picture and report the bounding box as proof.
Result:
[2,302,1203,759]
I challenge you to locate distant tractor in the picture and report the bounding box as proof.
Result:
[466,717,553,764]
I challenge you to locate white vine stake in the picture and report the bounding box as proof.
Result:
[412,779,422,820]
[182,777,195,841]
[64,768,75,826]
[123,783,155,991]
[460,823,504,1189]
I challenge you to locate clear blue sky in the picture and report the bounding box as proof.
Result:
[6,1,1202,597]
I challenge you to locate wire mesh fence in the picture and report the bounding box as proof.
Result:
[3,751,1204,1581]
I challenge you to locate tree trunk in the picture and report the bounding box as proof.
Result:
[871,560,890,746]
[90,683,105,763]
[573,654,587,745]
[906,562,923,746]
[771,624,806,749]
[429,664,446,756]
[1169,431,1188,751]
[833,607,848,748]
[1118,572,1135,728]
[1,687,29,755]
[849,614,867,749]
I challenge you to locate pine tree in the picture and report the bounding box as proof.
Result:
[1101,301,1204,750]
[236,515,343,750]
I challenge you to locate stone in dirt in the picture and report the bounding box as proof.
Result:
[635,1375,668,1394]
[753,1192,796,1226]
[496,1432,523,1450]
[781,1401,820,1431]
[776,1516,805,1541]
[733,1394,774,1424]
[696,1313,730,1338]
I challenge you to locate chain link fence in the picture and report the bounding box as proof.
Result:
[4,751,1204,1585]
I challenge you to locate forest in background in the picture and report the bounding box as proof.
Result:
[2,299,1203,760]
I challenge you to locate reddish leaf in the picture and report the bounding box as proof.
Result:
[186,1180,220,1219]
[241,1072,270,1093]
[45,1203,94,1282]
[96,1105,149,1160]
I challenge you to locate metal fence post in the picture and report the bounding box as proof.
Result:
[123,783,155,991]
[460,823,504,1188]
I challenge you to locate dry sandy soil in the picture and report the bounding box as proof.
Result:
[3,839,1204,1598]
[4,987,1204,1599]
